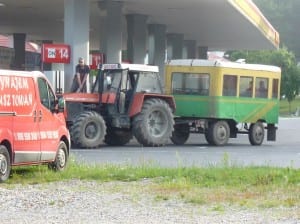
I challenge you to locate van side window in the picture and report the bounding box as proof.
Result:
[223,75,237,96]
[38,78,55,110]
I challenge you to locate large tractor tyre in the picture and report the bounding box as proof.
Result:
[0,145,11,183]
[170,123,190,145]
[132,98,174,147]
[48,141,68,171]
[70,111,106,148]
[207,120,230,146]
[248,122,265,146]
[104,128,133,146]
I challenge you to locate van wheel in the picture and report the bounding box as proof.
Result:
[249,122,264,145]
[48,141,68,171]
[133,98,174,146]
[207,121,230,146]
[170,123,190,145]
[71,111,106,148]
[0,145,11,183]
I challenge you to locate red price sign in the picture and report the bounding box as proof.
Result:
[42,43,71,64]
[89,53,105,69]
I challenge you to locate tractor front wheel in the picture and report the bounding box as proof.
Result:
[70,111,106,148]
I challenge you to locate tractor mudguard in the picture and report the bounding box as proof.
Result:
[129,93,176,117]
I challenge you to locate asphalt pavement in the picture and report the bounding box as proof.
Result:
[71,117,300,168]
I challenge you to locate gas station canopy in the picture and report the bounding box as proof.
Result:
[0,0,279,50]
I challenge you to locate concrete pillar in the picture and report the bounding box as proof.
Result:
[42,40,53,71]
[64,0,89,92]
[166,33,184,60]
[198,46,208,59]
[183,40,196,59]
[148,24,166,83]
[126,14,147,64]
[98,1,123,63]
[13,33,26,70]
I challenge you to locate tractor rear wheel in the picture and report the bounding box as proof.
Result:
[70,111,106,148]
[132,98,174,146]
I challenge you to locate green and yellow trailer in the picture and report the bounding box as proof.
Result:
[164,59,281,146]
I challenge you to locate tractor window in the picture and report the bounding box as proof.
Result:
[91,70,121,93]
[120,70,130,90]
[109,70,122,91]
[135,72,162,93]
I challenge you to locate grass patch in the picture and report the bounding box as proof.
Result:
[3,157,300,209]
[279,96,300,116]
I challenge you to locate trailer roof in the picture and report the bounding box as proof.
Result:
[166,59,281,73]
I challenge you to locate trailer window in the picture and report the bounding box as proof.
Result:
[171,73,209,95]
[239,77,253,97]
[272,79,279,99]
[223,75,237,96]
[255,78,268,98]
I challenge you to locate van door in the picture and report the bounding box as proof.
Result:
[13,76,41,164]
[37,78,60,162]
[0,75,14,148]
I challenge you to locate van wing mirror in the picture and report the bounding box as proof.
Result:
[57,96,65,112]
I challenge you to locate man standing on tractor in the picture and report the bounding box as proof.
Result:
[70,57,90,93]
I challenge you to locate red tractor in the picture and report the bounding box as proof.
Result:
[63,63,175,148]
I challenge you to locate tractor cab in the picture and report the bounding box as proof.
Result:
[92,63,163,114]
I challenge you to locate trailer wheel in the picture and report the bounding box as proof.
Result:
[133,98,174,146]
[48,141,68,171]
[170,123,190,145]
[208,120,230,146]
[248,122,264,145]
[0,145,11,183]
[204,131,214,145]
[104,128,132,146]
[70,111,106,148]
